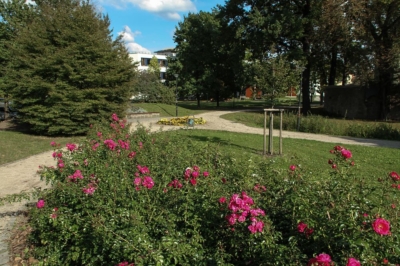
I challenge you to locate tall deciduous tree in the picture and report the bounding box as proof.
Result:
[5,0,135,135]
[174,10,242,106]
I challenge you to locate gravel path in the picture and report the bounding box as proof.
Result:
[1,110,399,265]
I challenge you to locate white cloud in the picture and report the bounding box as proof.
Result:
[118,26,150,53]
[101,0,197,20]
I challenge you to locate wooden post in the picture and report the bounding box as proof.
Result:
[264,108,284,156]
[263,111,267,155]
[268,112,273,154]
[279,110,283,155]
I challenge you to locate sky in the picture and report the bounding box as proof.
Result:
[94,0,226,54]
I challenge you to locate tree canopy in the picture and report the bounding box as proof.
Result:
[173,0,400,117]
[1,0,135,135]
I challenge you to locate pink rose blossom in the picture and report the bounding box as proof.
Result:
[341,149,352,159]
[137,165,149,174]
[193,165,200,171]
[346,258,361,266]
[134,178,142,186]
[289,165,296,171]
[190,178,197,186]
[248,220,264,234]
[97,132,102,138]
[389,171,400,181]
[128,151,136,159]
[36,199,45,209]
[92,143,100,151]
[219,197,226,204]
[308,253,332,266]
[142,176,154,189]
[112,113,119,121]
[372,218,390,235]
[66,143,77,152]
[68,170,84,181]
[50,141,56,147]
[191,171,199,179]
[82,184,96,195]
[297,221,308,233]
[104,139,117,150]
[118,139,130,150]
[305,228,314,237]
[203,171,209,177]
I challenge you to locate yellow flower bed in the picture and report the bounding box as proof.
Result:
[157,116,206,126]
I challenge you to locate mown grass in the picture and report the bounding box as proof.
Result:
[0,131,82,165]
[162,129,399,180]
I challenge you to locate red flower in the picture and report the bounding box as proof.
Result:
[389,171,400,181]
[372,218,390,235]
[297,221,307,233]
[346,258,361,266]
[289,165,296,171]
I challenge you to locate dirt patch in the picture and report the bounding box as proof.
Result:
[8,214,38,266]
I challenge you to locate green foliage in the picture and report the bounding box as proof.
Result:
[4,0,134,135]
[32,114,289,265]
[27,114,400,265]
[131,71,175,104]
[148,55,161,78]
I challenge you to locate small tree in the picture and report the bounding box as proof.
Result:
[148,55,161,79]
[6,0,135,135]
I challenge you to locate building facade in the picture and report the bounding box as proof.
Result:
[129,48,176,83]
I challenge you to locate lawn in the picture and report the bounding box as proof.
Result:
[0,131,82,165]
[161,129,400,180]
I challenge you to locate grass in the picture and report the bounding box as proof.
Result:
[0,131,82,165]
[160,129,400,180]
[220,110,400,140]
[131,97,301,117]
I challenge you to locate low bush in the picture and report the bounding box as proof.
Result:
[29,114,399,265]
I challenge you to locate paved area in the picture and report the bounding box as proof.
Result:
[1,110,399,265]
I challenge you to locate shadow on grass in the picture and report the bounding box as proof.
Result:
[183,133,261,154]
[0,119,31,133]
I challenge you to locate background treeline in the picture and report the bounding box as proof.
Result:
[168,0,400,117]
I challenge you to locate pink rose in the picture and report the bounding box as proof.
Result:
[341,149,352,159]
[346,258,361,266]
[219,197,226,204]
[289,165,296,171]
[389,171,400,181]
[50,141,56,147]
[372,218,390,235]
[134,178,142,186]
[308,253,332,266]
[112,113,119,121]
[297,221,307,233]
[203,171,209,177]
[142,176,154,189]
[36,199,45,209]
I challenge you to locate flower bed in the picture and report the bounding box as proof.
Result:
[27,114,400,265]
[157,116,206,126]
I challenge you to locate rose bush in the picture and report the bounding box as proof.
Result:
[27,114,400,265]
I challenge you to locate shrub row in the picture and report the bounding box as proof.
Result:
[30,114,399,265]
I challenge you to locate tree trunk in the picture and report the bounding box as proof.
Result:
[328,45,337,86]
[301,0,311,115]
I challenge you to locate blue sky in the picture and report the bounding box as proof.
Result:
[95,0,225,53]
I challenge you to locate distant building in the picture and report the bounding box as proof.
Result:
[129,48,177,82]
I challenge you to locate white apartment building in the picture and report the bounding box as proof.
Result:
[129,48,176,82]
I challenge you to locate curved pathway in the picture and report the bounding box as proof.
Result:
[1,110,400,265]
